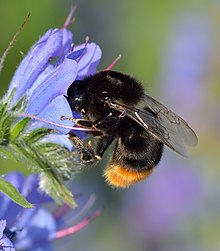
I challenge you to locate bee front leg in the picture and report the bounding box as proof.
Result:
[61,116,94,128]
[69,132,100,163]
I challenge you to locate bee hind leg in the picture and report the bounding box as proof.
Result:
[96,135,115,158]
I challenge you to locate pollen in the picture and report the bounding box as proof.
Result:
[103,164,153,188]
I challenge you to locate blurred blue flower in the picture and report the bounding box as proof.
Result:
[122,153,202,250]
[0,172,101,251]
[157,13,211,125]
[0,220,15,251]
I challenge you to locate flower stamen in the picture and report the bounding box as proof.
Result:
[13,112,98,132]
[53,208,102,240]
[105,54,122,71]
[62,6,76,29]
[76,36,90,63]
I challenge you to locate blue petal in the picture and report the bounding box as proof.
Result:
[68,43,102,79]
[26,58,78,115]
[15,208,56,251]
[0,173,26,222]
[61,29,73,56]
[41,134,74,151]
[53,29,74,67]
[26,64,55,98]
[0,220,6,238]
[0,173,51,226]
[28,95,74,134]
[0,222,16,251]
[67,48,86,60]
[8,29,73,105]
[21,174,51,204]
[25,30,73,99]
[0,174,38,227]
[0,235,15,251]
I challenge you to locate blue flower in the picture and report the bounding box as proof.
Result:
[0,172,101,251]
[0,11,102,205]
[0,220,15,251]
[6,13,101,136]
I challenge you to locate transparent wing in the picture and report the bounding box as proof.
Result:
[107,94,198,157]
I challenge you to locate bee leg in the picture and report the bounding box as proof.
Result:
[65,117,117,161]
[96,135,115,158]
[93,117,119,134]
[69,132,99,163]
[74,119,94,128]
[69,119,115,158]
[61,116,94,128]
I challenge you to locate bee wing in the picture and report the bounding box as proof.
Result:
[109,94,198,157]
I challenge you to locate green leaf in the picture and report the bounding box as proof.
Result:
[0,176,33,208]
[10,96,26,112]
[22,127,52,144]
[9,137,78,207]
[39,172,77,208]
[3,89,16,110]
[0,92,78,207]
[9,117,30,141]
[0,147,18,161]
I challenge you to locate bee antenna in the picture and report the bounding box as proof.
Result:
[0,12,31,74]
[105,54,122,71]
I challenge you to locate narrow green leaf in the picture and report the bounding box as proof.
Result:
[3,89,16,109]
[0,177,33,208]
[39,172,76,208]
[9,117,30,141]
[0,113,17,140]
[0,147,18,161]
[0,102,5,119]
[10,96,26,112]
[23,127,52,144]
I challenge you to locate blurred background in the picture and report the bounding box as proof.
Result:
[0,0,220,250]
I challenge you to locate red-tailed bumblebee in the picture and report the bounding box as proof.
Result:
[65,71,198,188]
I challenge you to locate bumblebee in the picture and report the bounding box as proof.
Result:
[65,71,198,188]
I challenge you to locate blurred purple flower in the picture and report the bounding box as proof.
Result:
[122,153,202,246]
[5,11,101,138]
[0,220,15,251]
[0,172,101,251]
[157,13,211,125]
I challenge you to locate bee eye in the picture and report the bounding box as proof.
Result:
[101,91,110,101]
[73,95,83,107]
[74,97,81,103]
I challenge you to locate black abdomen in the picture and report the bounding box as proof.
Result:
[112,131,163,171]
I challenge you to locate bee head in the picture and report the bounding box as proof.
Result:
[66,80,86,111]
